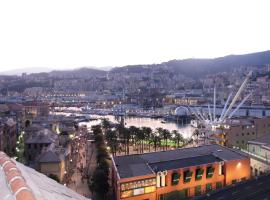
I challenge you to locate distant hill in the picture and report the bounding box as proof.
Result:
[49,67,106,78]
[112,50,270,78]
[0,67,53,75]
[162,50,270,77]
[1,50,270,77]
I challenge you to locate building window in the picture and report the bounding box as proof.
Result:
[183,170,193,183]
[216,181,222,189]
[145,186,156,194]
[195,185,201,196]
[206,183,212,192]
[247,132,249,135]
[195,168,204,181]
[242,140,245,144]
[171,172,180,185]
[34,144,37,149]
[121,190,133,198]
[206,166,215,179]
[242,133,244,136]
[160,189,189,200]
[133,188,144,196]
[252,132,255,135]
[236,141,239,144]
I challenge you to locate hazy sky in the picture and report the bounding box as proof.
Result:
[0,0,269,72]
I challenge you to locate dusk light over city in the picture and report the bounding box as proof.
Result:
[0,1,270,200]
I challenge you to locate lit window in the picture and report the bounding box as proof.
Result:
[133,188,144,196]
[145,186,156,194]
[121,190,133,198]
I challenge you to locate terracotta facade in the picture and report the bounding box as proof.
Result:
[112,156,250,200]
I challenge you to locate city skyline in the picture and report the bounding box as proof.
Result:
[0,0,270,72]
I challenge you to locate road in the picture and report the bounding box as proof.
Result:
[67,134,93,198]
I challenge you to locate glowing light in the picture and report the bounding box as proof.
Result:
[236,162,242,169]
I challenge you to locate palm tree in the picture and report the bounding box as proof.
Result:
[123,128,131,155]
[192,129,200,146]
[156,128,164,150]
[101,119,111,131]
[150,131,161,152]
[116,123,127,154]
[171,130,185,148]
[141,127,152,152]
[160,128,171,150]
[129,126,140,152]
[105,129,118,156]
[135,128,145,154]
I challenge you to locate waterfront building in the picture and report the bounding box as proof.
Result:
[112,144,250,200]
[23,102,49,120]
[214,117,270,149]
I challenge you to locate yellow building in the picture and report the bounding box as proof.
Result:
[38,150,66,183]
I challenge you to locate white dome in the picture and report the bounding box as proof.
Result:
[175,106,189,116]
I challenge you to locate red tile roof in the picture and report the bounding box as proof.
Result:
[0,152,37,200]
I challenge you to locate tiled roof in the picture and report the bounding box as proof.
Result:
[149,154,222,172]
[0,152,90,200]
[248,134,270,148]
[38,150,61,163]
[0,151,36,200]
[25,129,57,144]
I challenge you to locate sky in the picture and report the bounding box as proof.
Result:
[0,0,270,72]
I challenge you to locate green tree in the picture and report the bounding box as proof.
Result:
[141,127,152,152]
[160,128,171,150]
[101,119,111,131]
[90,169,109,200]
[150,131,161,152]
[171,130,185,148]
[129,126,140,153]
[105,129,118,156]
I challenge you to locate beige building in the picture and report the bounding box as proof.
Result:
[38,150,66,182]
[215,117,270,149]
[244,134,270,176]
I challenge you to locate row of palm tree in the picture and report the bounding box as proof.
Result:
[101,119,187,155]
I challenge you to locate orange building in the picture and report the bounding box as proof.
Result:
[112,144,250,200]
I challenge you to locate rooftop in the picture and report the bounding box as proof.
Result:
[0,151,90,200]
[25,129,57,144]
[38,150,61,163]
[248,134,270,149]
[149,154,222,172]
[113,144,248,179]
